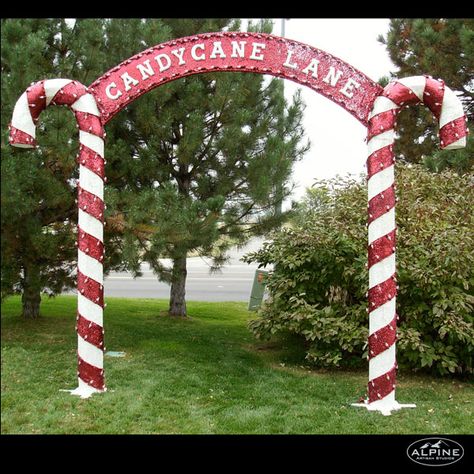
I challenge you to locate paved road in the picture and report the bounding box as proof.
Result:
[67,239,269,302]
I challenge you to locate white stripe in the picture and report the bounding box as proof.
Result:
[78,249,103,284]
[369,298,396,335]
[78,293,103,326]
[367,129,395,156]
[71,93,100,116]
[439,86,465,129]
[369,253,396,289]
[398,76,425,101]
[368,96,398,120]
[367,165,394,201]
[44,79,72,106]
[78,209,103,242]
[79,165,104,201]
[79,131,104,156]
[368,208,396,244]
[369,344,396,380]
[11,92,36,137]
[444,136,467,150]
[78,336,103,369]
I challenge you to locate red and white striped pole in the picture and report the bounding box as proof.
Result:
[354,75,468,415]
[9,79,106,398]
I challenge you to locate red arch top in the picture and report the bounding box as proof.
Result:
[89,32,383,126]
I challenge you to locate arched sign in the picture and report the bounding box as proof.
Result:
[9,31,467,415]
[90,32,382,125]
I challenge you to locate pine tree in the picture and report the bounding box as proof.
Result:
[1,19,113,317]
[2,19,309,320]
[378,19,473,172]
[103,19,309,317]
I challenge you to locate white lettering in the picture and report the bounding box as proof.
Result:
[323,66,343,86]
[283,50,298,69]
[171,47,186,65]
[231,41,246,58]
[136,60,155,80]
[340,77,361,98]
[191,43,205,61]
[120,72,139,92]
[249,42,266,61]
[302,58,320,78]
[105,82,122,100]
[210,41,227,59]
[154,53,171,72]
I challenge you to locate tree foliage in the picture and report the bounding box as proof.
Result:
[244,165,474,376]
[378,19,474,172]
[1,19,147,316]
[1,18,309,319]
[104,19,309,316]
[1,19,110,316]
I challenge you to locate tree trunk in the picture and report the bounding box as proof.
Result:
[22,262,42,319]
[169,253,187,317]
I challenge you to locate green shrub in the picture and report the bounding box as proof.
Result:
[243,164,474,375]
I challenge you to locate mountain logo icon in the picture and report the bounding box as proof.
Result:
[419,440,450,449]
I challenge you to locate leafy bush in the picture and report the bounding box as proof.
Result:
[243,164,474,375]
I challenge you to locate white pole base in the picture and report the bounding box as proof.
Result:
[351,399,416,416]
[60,379,106,399]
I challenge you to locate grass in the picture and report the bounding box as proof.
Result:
[1,295,473,434]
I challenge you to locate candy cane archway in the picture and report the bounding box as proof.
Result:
[9,32,468,415]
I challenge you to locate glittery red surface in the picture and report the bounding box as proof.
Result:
[366,146,394,178]
[89,32,383,126]
[78,187,104,221]
[74,111,105,138]
[368,230,396,267]
[77,271,103,309]
[77,312,104,349]
[77,144,105,179]
[368,186,395,224]
[382,81,420,107]
[78,230,104,269]
[26,82,46,123]
[440,116,468,148]
[9,126,36,147]
[78,355,104,390]
[367,109,396,142]
[369,316,397,359]
[50,81,87,107]
[423,76,444,120]
[368,278,397,312]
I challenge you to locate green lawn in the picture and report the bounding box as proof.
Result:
[1,295,473,434]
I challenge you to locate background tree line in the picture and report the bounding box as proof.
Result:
[1,18,308,318]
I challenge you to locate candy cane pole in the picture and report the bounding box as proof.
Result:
[354,75,468,416]
[9,79,106,398]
